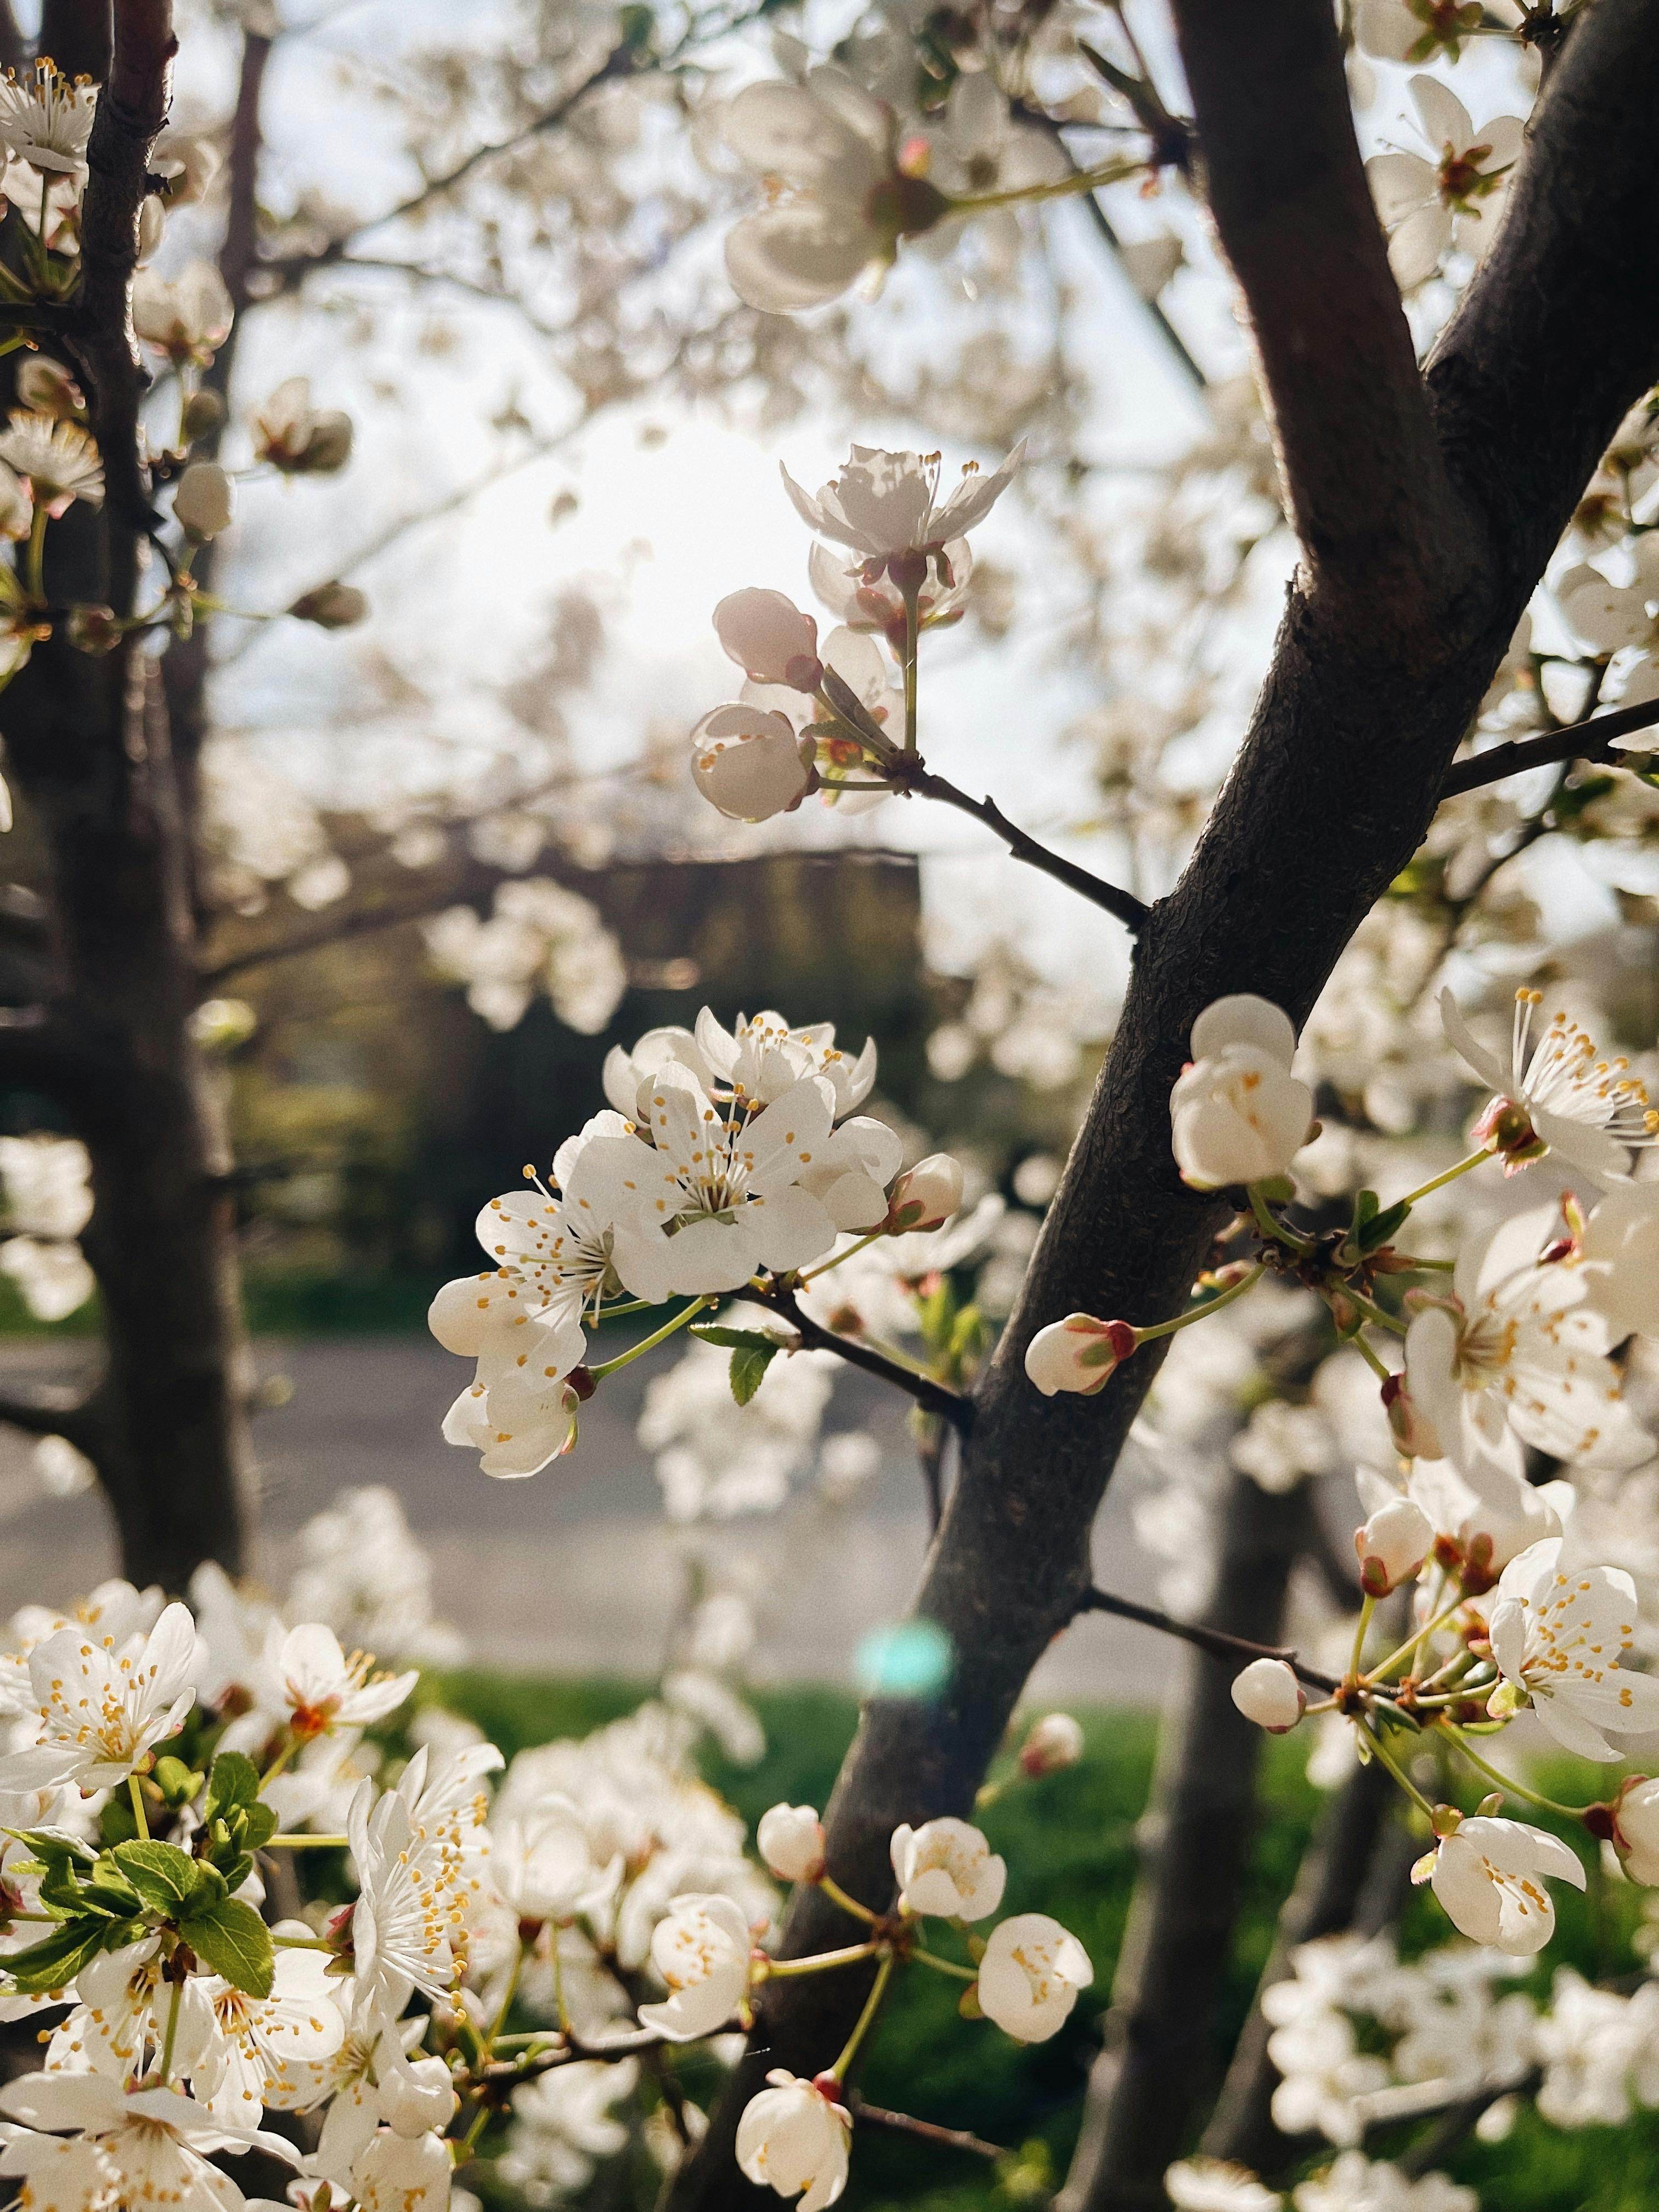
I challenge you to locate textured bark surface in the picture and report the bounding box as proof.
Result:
[667,3,1659,2200]
[1057,1476,1314,2212]
[0,0,258,1585]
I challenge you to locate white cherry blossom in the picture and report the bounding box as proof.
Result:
[782,442,1022,568]
[1441,985,1658,1187]
[756,1803,825,1882]
[690,702,814,822]
[1578,1180,1659,1340]
[975,1911,1092,2042]
[1025,1313,1136,1397]
[808,534,971,640]
[1486,1537,1659,1758]
[1170,995,1314,1190]
[0,2073,298,2212]
[1354,1499,1434,1597]
[351,2124,453,2212]
[252,1621,418,1745]
[1365,78,1522,292]
[190,1945,348,2126]
[1403,1206,1655,1481]
[889,1816,1005,1920]
[131,261,234,366]
[636,1892,754,2040]
[692,1008,877,1118]
[0,411,101,514]
[0,1599,196,1793]
[735,2070,851,2210]
[1231,1658,1306,1734]
[1423,1815,1586,1956]
[714,589,823,691]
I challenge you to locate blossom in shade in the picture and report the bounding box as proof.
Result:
[975,1911,1092,2042]
[782,442,1022,570]
[735,2070,851,2210]
[131,261,234,366]
[1165,2160,1283,2212]
[889,1816,1005,1920]
[1403,1205,1655,1481]
[636,1892,754,2041]
[253,377,354,475]
[1170,995,1314,1190]
[0,61,95,247]
[1420,1815,1586,1955]
[757,1803,826,1882]
[1365,77,1522,291]
[1231,1657,1305,1734]
[1578,1181,1659,1341]
[190,1946,348,2126]
[690,702,815,821]
[720,69,945,314]
[0,411,101,514]
[1019,1712,1084,1776]
[714,589,823,690]
[1025,1313,1136,1397]
[173,460,234,540]
[1610,1774,1659,1885]
[1485,1537,1659,1758]
[1441,985,1658,1187]
[1355,0,1483,63]
[1353,1498,1434,1597]
[809,534,971,645]
[0,1598,195,1792]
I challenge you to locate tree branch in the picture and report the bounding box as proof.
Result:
[758,1284,972,1435]
[846,2096,1002,2160]
[1169,0,1465,607]
[0,1380,100,1453]
[1439,691,1659,798]
[67,0,174,540]
[907,767,1149,930]
[1077,1585,1339,1694]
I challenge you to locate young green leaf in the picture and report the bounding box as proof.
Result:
[1,1916,114,1994]
[204,1751,261,1826]
[690,1325,786,1352]
[111,1839,198,1913]
[729,1341,780,1406]
[178,1895,273,1999]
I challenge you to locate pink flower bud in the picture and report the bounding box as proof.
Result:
[1381,1371,1442,1459]
[1024,1313,1138,1397]
[886,1152,963,1232]
[1230,1657,1305,1734]
[1355,1496,1434,1596]
[713,587,823,691]
[756,1802,826,1883]
[1018,1712,1084,1777]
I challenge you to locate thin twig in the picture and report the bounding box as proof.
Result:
[1079,1585,1341,1692]
[847,2094,1004,2160]
[907,767,1149,930]
[758,1285,973,1435]
[1396,2071,1539,2177]
[1438,692,1659,797]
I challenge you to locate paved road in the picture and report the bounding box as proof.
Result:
[0,1335,1178,1702]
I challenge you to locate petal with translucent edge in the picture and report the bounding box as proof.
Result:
[720,77,885,193]
[1438,987,1510,1100]
[691,707,812,821]
[1408,73,1474,154]
[1367,150,1434,226]
[1387,202,1451,291]
[1189,993,1296,1068]
[724,205,875,314]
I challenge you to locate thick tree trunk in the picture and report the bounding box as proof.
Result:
[667,3,1659,2199]
[1057,1475,1312,2212]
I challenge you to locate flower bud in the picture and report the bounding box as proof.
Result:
[180,388,227,442]
[289,582,370,629]
[1381,1372,1441,1459]
[65,603,121,654]
[756,1802,825,1883]
[713,587,822,691]
[690,703,814,822]
[886,1152,963,1232]
[1230,1656,1305,1733]
[173,460,233,540]
[1018,1712,1084,1777]
[15,359,82,420]
[1024,1313,1137,1397]
[1612,1776,1659,1884]
[1354,1497,1434,1596]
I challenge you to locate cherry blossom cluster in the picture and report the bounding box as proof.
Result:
[428,1006,963,1476]
[0,1538,1090,2212]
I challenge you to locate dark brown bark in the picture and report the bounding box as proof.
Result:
[666,2,1659,2200]
[1057,1475,1313,2212]
[0,0,258,1585]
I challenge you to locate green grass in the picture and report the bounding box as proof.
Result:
[422,1674,1659,2211]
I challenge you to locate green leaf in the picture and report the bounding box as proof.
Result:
[729,1342,780,1406]
[5,1828,95,1867]
[1358,1198,1412,1254]
[98,1793,140,1848]
[1,1916,111,1994]
[152,1758,204,1810]
[178,1895,273,1998]
[183,1861,228,1913]
[689,1325,783,1351]
[204,1752,261,1827]
[241,1802,278,1852]
[111,1840,198,1913]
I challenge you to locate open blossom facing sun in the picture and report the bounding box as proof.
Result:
[720,68,946,314]
[1420,1815,1587,1956]
[0,2072,300,2212]
[1484,1537,1659,1759]
[781,442,1022,572]
[1403,1205,1655,1483]
[1170,995,1314,1190]
[0,1598,195,1792]
[1441,986,1658,1187]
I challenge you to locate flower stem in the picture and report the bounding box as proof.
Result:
[817,1875,879,1927]
[259,1735,297,1787]
[949,153,1144,211]
[911,1946,976,1981]
[24,503,47,601]
[1362,1720,1440,1820]
[1351,1333,1393,1383]
[828,1948,894,2083]
[1393,1150,1490,1210]
[266,1833,348,1849]
[588,1297,712,1380]
[156,1976,182,2088]
[1345,1290,1407,1337]
[1434,1721,1584,1818]
[128,1773,149,1841]
[1351,1593,1376,1679]
[1249,1184,1312,1254]
[764,1940,879,1978]
[1133,1262,1267,1345]
[901,586,919,754]
[1366,1587,1464,1684]
[799,1231,887,1285]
